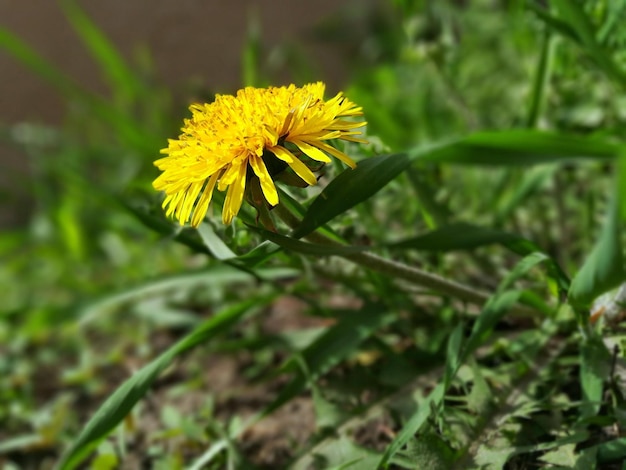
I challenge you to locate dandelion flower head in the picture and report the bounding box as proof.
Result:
[153,82,366,226]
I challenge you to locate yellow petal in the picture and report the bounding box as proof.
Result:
[152,82,366,226]
[327,119,368,130]
[218,159,244,191]
[250,154,279,206]
[191,172,220,227]
[222,163,247,224]
[179,181,203,225]
[289,139,332,163]
[338,135,369,144]
[269,146,318,186]
[306,140,356,168]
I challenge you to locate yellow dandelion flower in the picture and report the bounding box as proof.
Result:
[153,82,367,226]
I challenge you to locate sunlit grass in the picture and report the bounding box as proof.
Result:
[1,1,626,469]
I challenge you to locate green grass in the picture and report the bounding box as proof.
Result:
[2,0,626,469]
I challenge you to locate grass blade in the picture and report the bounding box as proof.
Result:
[378,251,555,468]
[0,27,157,153]
[293,153,412,238]
[260,303,395,417]
[56,296,274,470]
[550,0,626,85]
[569,193,624,310]
[414,131,618,166]
[60,0,143,104]
[0,27,81,98]
[579,335,611,421]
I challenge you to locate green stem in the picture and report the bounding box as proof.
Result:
[526,28,556,128]
[272,204,537,317]
[343,250,494,307]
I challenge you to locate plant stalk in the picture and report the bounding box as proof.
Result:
[272,204,537,317]
[526,28,556,128]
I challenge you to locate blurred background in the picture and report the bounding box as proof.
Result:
[1,0,381,228]
[3,0,624,467]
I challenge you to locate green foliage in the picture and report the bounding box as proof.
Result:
[58,295,275,470]
[2,1,626,469]
[569,193,625,309]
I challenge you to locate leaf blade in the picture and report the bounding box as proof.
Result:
[57,296,273,470]
[293,153,412,238]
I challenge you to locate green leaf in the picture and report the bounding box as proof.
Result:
[77,266,294,325]
[391,225,570,295]
[466,359,493,415]
[618,153,626,229]
[413,131,618,166]
[60,0,143,104]
[233,240,282,267]
[116,195,210,254]
[298,435,380,470]
[0,28,156,153]
[378,323,464,468]
[573,445,597,470]
[444,322,465,385]
[390,222,527,251]
[596,438,626,464]
[496,252,552,295]
[579,335,611,421]
[569,194,625,309]
[379,252,553,468]
[463,290,523,368]
[261,303,395,417]
[292,131,617,238]
[197,223,237,260]
[406,165,451,228]
[119,194,273,277]
[56,296,273,470]
[526,29,555,128]
[494,165,557,225]
[378,383,446,468]
[254,227,367,256]
[551,0,597,44]
[539,444,577,466]
[311,384,347,430]
[0,27,82,97]
[392,434,455,470]
[277,187,345,242]
[458,253,552,350]
[527,4,580,44]
[293,153,412,238]
[550,0,626,85]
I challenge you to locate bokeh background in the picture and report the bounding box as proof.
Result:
[1,0,378,227]
[3,1,625,468]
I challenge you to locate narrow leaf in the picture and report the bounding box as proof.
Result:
[579,335,611,420]
[569,195,625,309]
[390,222,525,251]
[198,223,237,260]
[413,131,618,166]
[391,224,570,294]
[378,383,446,468]
[379,252,553,468]
[293,153,412,238]
[261,303,395,417]
[57,297,272,470]
[550,0,626,84]
[0,27,81,97]
[255,227,367,256]
[61,0,142,103]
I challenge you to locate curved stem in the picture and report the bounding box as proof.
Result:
[272,204,538,317]
[343,250,492,306]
